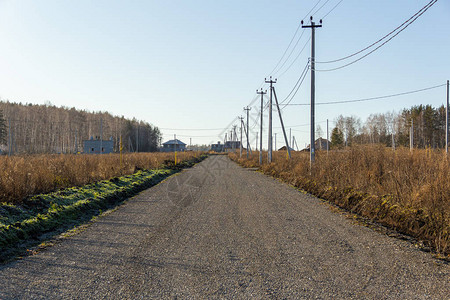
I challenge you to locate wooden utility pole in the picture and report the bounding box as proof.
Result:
[265,77,276,163]
[244,107,252,158]
[289,128,292,150]
[100,119,103,154]
[8,119,12,156]
[446,80,449,154]
[239,116,244,158]
[257,88,267,164]
[302,16,322,164]
[233,125,238,153]
[326,119,329,155]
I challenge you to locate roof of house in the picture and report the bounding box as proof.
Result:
[163,139,186,146]
[278,146,295,151]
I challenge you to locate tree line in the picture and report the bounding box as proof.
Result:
[330,104,448,149]
[0,101,161,154]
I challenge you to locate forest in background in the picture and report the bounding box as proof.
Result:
[329,104,448,149]
[0,101,161,154]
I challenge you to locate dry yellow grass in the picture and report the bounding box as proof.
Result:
[229,146,449,256]
[0,152,200,205]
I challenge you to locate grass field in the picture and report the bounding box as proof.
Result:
[0,152,207,262]
[230,146,449,257]
[0,152,200,205]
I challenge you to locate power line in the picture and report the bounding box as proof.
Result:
[281,63,310,109]
[284,83,446,106]
[272,30,306,76]
[274,120,327,129]
[170,134,221,138]
[315,0,438,70]
[303,0,323,20]
[277,37,311,78]
[160,127,225,131]
[267,0,324,77]
[280,61,310,104]
[311,0,332,16]
[268,26,303,76]
[322,0,345,19]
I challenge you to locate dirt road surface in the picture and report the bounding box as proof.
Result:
[0,155,448,299]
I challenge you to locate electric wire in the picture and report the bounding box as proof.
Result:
[160,127,228,131]
[281,67,309,109]
[272,30,306,76]
[303,0,323,20]
[322,0,345,19]
[279,61,310,107]
[284,83,446,106]
[268,26,303,76]
[311,0,332,16]
[277,37,311,78]
[268,0,323,77]
[314,1,438,72]
[315,0,437,66]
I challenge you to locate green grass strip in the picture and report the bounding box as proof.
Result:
[0,154,207,262]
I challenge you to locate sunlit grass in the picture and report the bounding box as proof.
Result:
[230,146,449,256]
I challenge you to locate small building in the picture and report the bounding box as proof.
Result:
[161,139,186,152]
[278,146,295,152]
[302,138,331,152]
[224,140,241,151]
[83,137,114,154]
[315,137,330,151]
[211,141,225,152]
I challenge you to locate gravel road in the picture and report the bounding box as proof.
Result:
[0,155,448,299]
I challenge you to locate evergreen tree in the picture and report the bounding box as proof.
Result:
[330,127,344,149]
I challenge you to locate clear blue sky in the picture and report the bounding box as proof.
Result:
[0,0,449,147]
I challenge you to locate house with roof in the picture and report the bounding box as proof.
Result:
[302,137,331,152]
[278,145,295,152]
[161,139,187,152]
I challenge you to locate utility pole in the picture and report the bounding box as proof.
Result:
[289,128,292,150]
[392,131,395,151]
[302,16,322,165]
[100,119,103,154]
[446,80,449,154]
[257,88,267,165]
[244,106,251,158]
[75,129,78,154]
[256,132,258,151]
[272,87,291,159]
[293,136,299,151]
[239,116,244,158]
[326,119,329,154]
[8,119,11,156]
[136,125,139,153]
[410,119,414,152]
[233,125,238,152]
[265,76,277,163]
